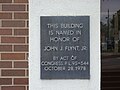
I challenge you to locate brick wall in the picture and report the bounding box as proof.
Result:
[0,0,29,90]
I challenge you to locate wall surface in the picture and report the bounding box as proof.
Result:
[0,0,29,90]
[30,0,100,90]
[0,0,100,90]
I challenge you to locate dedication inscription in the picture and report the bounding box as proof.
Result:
[41,16,90,79]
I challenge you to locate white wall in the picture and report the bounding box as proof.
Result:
[29,0,100,90]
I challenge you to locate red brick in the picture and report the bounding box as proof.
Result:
[0,13,12,19]
[1,53,25,60]
[0,29,12,35]
[26,69,29,76]
[27,20,29,27]
[1,37,25,43]
[0,0,12,3]
[14,78,28,85]
[26,53,29,60]
[14,0,28,3]
[0,61,12,68]
[14,12,28,19]
[0,78,12,85]
[2,5,25,11]
[27,4,29,11]
[14,45,28,52]
[2,20,25,27]
[0,45,12,52]
[1,86,25,90]
[14,29,28,35]
[27,37,29,43]
[14,61,28,68]
[1,70,25,76]
[27,86,29,90]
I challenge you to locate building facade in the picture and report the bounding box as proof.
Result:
[114,10,120,53]
[0,0,29,90]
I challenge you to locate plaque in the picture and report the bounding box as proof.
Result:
[40,16,90,79]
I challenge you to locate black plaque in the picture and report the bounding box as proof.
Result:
[40,16,90,79]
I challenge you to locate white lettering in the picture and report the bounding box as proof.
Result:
[64,46,80,51]
[61,23,83,29]
[50,37,70,42]
[44,46,58,51]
